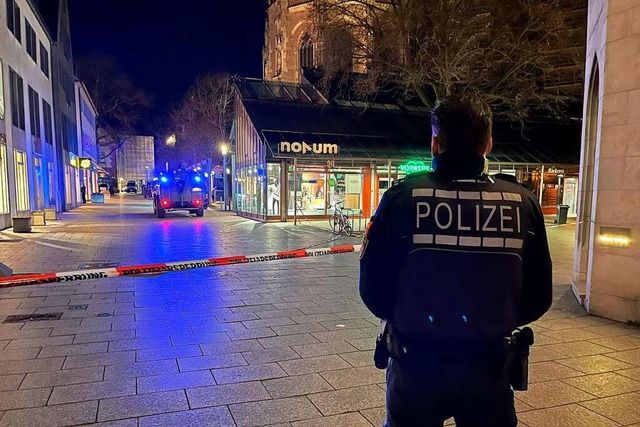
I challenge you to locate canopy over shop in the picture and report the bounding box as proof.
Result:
[231,78,580,222]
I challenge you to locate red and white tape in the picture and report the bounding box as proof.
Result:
[0,244,362,288]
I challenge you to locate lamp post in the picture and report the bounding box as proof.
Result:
[220,143,229,211]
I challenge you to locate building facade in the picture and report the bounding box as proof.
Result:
[74,80,98,196]
[115,135,154,190]
[572,0,640,322]
[232,78,580,223]
[37,0,79,210]
[0,0,58,230]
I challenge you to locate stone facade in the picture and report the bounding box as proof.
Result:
[263,0,315,82]
[574,0,640,322]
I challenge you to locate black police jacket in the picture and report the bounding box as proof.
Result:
[359,153,552,345]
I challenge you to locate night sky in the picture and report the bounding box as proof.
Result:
[69,0,265,117]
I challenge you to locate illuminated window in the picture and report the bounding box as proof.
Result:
[14,150,29,212]
[33,156,44,210]
[47,161,55,207]
[0,144,9,214]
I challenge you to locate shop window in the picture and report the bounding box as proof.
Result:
[33,156,44,210]
[267,163,281,216]
[236,164,266,217]
[9,68,25,130]
[289,170,327,217]
[0,144,9,214]
[329,173,362,213]
[14,150,29,212]
[65,166,72,205]
[47,161,55,207]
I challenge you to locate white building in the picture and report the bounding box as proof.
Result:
[115,135,155,188]
[0,0,58,230]
[74,79,98,198]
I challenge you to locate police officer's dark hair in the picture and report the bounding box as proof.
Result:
[430,95,493,155]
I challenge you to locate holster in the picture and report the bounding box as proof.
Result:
[374,320,407,370]
[506,327,534,391]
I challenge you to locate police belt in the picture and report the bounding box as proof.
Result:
[389,324,507,361]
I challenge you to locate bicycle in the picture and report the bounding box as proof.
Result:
[329,201,353,236]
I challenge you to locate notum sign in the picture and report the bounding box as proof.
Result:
[279,141,339,156]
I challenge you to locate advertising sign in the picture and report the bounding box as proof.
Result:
[279,141,339,156]
[399,160,431,174]
[79,158,92,170]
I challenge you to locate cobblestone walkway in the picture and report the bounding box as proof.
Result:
[0,196,638,427]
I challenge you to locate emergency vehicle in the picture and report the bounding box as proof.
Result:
[152,171,208,218]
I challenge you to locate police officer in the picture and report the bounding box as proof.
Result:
[360,95,552,427]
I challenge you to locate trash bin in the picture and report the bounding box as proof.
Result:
[556,205,569,225]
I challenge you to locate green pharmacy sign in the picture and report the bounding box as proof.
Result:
[399,161,431,174]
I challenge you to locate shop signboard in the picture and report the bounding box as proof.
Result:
[69,152,79,168]
[279,141,339,156]
[329,178,337,187]
[399,160,431,174]
[546,167,565,174]
[79,158,92,170]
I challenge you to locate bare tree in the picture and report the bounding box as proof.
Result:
[76,55,152,159]
[312,0,585,120]
[170,74,235,165]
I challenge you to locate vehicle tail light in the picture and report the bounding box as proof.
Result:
[194,199,201,206]
[161,200,170,207]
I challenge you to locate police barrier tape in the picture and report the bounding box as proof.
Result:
[0,244,363,288]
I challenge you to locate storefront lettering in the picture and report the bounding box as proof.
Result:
[399,160,431,174]
[279,141,339,155]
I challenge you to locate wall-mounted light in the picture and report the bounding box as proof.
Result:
[598,227,632,248]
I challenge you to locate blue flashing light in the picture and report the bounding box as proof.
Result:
[160,176,169,183]
[428,315,434,323]
[194,176,202,183]
[462,315,468,323]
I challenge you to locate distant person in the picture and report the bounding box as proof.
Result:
[80,184,87,204]
[109,185,115,196]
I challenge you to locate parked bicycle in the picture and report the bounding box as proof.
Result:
[329,201,353,236]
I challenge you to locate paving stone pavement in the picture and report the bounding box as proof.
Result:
[0,195,638,427]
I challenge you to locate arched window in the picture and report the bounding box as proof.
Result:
[299,34,314,70]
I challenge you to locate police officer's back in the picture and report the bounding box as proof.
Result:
[359,96,552,427]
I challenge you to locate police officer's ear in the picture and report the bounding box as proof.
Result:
[431,136,441,155]
[484,137,493,156]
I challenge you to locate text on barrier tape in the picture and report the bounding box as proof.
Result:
[0,244,363,288]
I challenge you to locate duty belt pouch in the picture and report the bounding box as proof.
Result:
[374,320,390,369]
[508,327,534,391]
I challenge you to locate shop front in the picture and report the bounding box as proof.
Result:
[231,78,581,223]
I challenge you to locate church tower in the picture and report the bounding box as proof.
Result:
[263,0,317,82]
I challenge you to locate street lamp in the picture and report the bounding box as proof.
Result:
[220,143,229,210]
